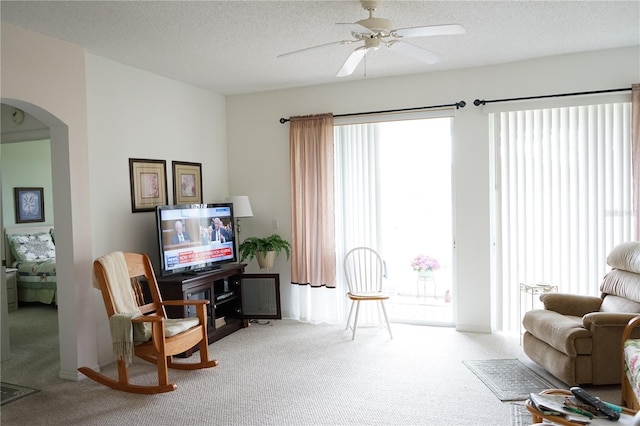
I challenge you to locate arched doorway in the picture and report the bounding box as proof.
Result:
[1,103,57,380]
[0,98,93,380]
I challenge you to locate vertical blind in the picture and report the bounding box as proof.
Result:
[494,102,635,332]
[334,123,382,251]
[333,123,382,323]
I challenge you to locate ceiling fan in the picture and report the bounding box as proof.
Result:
[278,0,466,77]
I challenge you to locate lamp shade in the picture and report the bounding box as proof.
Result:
[225,195,253,218]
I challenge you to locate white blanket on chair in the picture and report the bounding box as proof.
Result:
[109,313,144,366]
[95,251,149,366]
[94,251,140,313]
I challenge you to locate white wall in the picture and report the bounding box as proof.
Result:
[85,54,228,363]
[226,46,640,332]
[86,54,228,262]
[1,140,54,228]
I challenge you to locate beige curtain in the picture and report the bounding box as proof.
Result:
[289,113,336,287]
[633,84,640,240]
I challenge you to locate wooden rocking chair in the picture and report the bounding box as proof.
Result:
[78,251,218,394]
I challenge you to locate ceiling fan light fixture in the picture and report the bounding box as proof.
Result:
[364,37,381,50]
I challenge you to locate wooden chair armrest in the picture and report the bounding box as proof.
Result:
[162,299,210,306]
[622,315,640,343]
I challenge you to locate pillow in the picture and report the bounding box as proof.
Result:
[8,232,56,262]
[607,241,640,273]
[600,269,640,303]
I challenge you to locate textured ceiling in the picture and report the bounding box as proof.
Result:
[1,1,639,95]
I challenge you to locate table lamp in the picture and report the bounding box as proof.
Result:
[225,195,253,240]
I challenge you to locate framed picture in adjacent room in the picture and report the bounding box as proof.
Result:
[14,187,45,223]
[172,161,202,205]
[129,158,168,213]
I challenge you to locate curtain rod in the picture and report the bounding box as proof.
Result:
[279,100,466,124]
[473,87,631,106]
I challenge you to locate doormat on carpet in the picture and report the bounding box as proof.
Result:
[463,359,557,401]
[510,403,532,426]
[1,382,39,405]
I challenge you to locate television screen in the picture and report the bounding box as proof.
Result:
[156,203,237,276]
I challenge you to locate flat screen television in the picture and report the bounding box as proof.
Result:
[156,203,237,276]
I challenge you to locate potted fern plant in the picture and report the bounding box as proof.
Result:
[238,234,291,270]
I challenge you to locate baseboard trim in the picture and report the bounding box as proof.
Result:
[456,323,492,333]
[59,365,99,381]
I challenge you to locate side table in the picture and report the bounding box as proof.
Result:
[5,267,18,312]
[520,282,558,340]
[526,389,637,425]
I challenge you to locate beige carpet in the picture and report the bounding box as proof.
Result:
[0,304,622,426]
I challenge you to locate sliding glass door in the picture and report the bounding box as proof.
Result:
[493,101,635,333]
[334,115,454,326]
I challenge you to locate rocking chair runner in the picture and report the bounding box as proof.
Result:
[78,251,218,394]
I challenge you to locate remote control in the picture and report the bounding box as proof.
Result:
[570,387,620,421]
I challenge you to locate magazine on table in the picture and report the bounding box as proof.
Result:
[529,393,636,425]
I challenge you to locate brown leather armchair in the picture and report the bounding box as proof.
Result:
[522,241,640,386]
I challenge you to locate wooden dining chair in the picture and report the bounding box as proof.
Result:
[78,251,218,394]
[343,247,393,340]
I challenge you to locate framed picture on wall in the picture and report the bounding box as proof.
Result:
[172,161,202,205]
[129,158,168,213]
[14,187,45,223]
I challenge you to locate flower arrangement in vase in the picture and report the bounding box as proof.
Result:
[411,255,440,278]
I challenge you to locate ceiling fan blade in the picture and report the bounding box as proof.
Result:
[336,47,367,77]
[278,40,356,58]
[392,24,466,38]
[387,41,440,64]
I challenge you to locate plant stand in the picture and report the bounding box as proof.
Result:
[416,270,437,299]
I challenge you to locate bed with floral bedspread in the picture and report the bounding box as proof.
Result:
[5,228,57,305]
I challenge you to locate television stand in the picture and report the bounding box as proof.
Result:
[157,263,248,356]
[182,266,221,276]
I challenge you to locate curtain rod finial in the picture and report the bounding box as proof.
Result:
[474,99,485,106]
[279,117,289,124]
[457,101,466,109]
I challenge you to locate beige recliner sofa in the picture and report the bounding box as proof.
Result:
[522,241,640,386]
